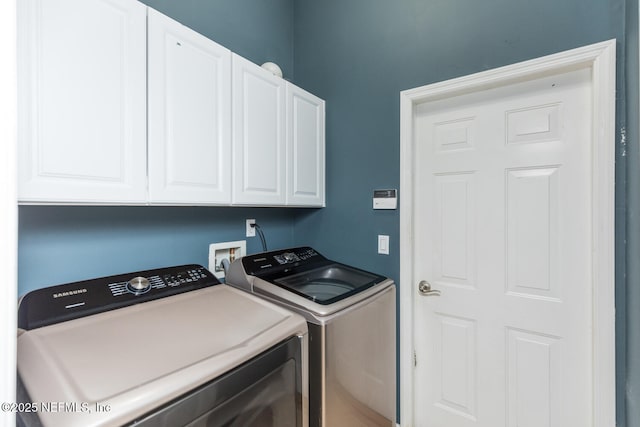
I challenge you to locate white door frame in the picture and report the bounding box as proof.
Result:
[0,0,18,426]
[399,39,616,427]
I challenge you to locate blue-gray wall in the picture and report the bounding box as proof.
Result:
[18,206,297,294]
[17,0,640,425]
[291,0,625,322]
[290,0,634,425]
[290,0,627,298]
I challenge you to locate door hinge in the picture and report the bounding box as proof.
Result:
[413,350,417,367]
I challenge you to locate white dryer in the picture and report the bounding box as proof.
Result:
[16,264,308,427]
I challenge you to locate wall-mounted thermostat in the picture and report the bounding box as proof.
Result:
[373,189,397,210]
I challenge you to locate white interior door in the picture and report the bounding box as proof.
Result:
[407,53,613,426]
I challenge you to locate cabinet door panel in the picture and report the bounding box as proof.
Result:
[286,83,325,206]
[232,54,286,205]
[18,0,147,203]
[148,9,231,204]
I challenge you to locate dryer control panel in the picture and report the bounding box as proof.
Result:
[18,265,219,330]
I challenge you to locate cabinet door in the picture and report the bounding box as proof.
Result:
[147,10,232,204]
[286,83,325,207]
[232,54,286,206]
[18,0,147,203]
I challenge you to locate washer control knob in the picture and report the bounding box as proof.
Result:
[283,252,296,262]
[127,276,151,294]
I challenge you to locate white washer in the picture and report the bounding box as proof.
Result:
[16,264,308,427]
[226,247,396,427]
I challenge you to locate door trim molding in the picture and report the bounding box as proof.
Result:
[399,39,616,427]
[0,0,18,424]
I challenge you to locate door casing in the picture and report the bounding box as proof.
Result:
[399,39,616,427]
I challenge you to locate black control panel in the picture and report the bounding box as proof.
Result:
[242,247,327,277]
[18,265,220,330]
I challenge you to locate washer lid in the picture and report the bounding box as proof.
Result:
[273,263,386,305]
[17,285,307,427]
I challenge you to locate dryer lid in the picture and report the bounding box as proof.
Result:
[17,285,307,427]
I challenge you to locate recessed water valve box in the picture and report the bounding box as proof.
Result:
[208,240,246,280]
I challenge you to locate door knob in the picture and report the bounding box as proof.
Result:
[418,280,441,296]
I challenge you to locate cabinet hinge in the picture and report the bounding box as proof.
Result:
[413,350,417,367]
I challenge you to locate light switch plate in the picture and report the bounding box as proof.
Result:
[378,235,390,255]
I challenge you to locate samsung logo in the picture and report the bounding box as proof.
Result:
[53,288,87,299]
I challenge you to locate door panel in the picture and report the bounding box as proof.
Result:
[414,68,592,426]
[434,173,476,288]
[434,314,477,419]
[505,167,560,299]
[506,328,561,427]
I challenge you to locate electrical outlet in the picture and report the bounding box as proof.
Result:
[246,219,256,237]
[208,240,246,279]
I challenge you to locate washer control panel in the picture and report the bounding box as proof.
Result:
[242,247,325,276]
[18,265,218,330]
[274,252,300,264]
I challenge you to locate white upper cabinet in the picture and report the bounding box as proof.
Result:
[147,9,232,204]
[18,0,325,207]
[18,0,147,203]
[286,83,325,206]
[231,53,287,206]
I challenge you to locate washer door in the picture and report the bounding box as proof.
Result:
[274,264,385,305]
